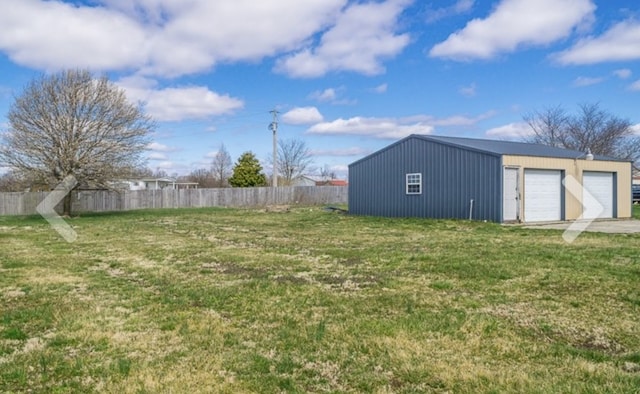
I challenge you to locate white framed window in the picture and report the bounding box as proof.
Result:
[406,173,422,195]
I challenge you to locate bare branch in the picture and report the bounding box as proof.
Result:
[523,103,637,164]
[523,105,569,148]
[275,138,314,185]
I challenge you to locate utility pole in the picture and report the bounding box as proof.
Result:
[269,109,279,187]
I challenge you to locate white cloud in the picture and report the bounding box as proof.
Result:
[307,116,434,139]
[425,0,475,23]
[0,0,148,71]
[631,123,640,135]
[629,80,640,91]
[307,87,356,105]
[275,0,411,77]
[147,152,168,160]
[119,76,244,122]
[310,147,372,157]
[189,158,214,169]
[572,76,604,87]
[372,83,388,93]
[402,111,496,127]
[430,0,595,60]
[282,107,324,125]
[554,19,640,65]
[0,0,347,77]
[144,0,347,77]
[327,164,348,177]
[143,86,243,122]
[613,69,632,79]
[309,88,338,102]
[154,161,176,170]
[459,83,477,97]
[485,122,533,139]
[147,142,177,152]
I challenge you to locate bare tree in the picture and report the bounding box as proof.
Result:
[211,143,232,187]
[0,170,30,192]
[129,166,153,178]
[153,169,169,178]
[274,138,314,185]
[186,168,215,188]
[524,105,569,148]
[319,164,337,181]
[0,69,154,215]
[524,103,640,163]
[565,103,637,159]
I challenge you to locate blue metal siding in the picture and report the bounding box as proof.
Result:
[349,137,502,221]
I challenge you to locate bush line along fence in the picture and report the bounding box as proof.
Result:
[0,186,348,216]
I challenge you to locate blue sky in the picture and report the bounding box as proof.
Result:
[1,0,639,178]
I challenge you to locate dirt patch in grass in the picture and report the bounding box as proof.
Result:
[484,303,625,354]
[201,262,268,278]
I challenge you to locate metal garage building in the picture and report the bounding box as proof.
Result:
[348,135,632,223]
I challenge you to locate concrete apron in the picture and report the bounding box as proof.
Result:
[522,219,640,234]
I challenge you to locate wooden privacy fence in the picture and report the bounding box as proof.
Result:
[0,186,348,216]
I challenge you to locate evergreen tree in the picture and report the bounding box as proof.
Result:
[228,151,266,187]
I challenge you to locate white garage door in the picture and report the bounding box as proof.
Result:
[582,172,613,219]
[524,169,562,222]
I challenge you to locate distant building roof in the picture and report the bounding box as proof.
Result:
[316,179,347,186]
[421,135,626,161]
[137,177,176,182]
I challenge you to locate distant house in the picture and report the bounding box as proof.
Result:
[120,178,198,190]
[316,179,348,186]
[289,175,348,187]
[290,175,318,187]
[349,134,632,223]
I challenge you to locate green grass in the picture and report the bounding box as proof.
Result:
[1,206,639,393]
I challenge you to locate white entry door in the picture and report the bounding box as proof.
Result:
[582,172,614,219]
[503,167,519,222]
[524,169,562,222]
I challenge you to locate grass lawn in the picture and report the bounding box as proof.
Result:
[1,206,639,393]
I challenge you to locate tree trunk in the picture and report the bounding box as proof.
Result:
[63,192,72,217]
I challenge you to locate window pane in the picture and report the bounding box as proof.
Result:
[406,173,422,194]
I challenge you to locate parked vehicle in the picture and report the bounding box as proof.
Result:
[633,184,640,204]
